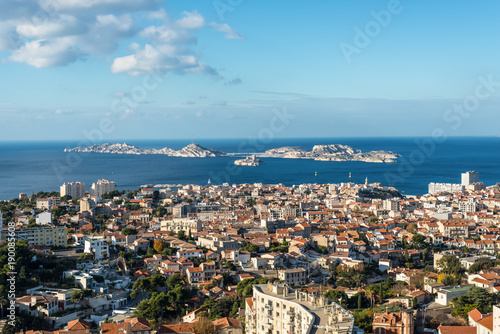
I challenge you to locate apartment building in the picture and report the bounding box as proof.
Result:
[373,309,414,334]
[90,179,116,197]
[84,238,109,260]
[196,234,240,252]
[60,182,86,199]
[437,221,469,239]
[278,268,307,286]
[3,226,68,246]
[245,282,354,334]
[160,218,202,233]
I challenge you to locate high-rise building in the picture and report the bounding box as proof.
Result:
[60,182,85,199]
[245,282,355,334]
[428,183,463,194]
[79,198,95,213]
[90,179,116,197]
[461,171,479,186]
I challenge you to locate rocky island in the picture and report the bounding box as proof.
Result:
[234,155,264,166]
[255,144,400,163]
[64,143,226,157]
[65,143,399,163]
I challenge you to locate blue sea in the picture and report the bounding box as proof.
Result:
[0,137,498,200]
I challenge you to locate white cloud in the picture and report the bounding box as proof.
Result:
[147,8,168,21]
[16,15,84,39]
[39,0,163,14]
[112,10,221,77]
[209,22,245,40]
[111,43,218,77]
[0,1,239,78]
[8,37,83,67]
[174,11,205,30]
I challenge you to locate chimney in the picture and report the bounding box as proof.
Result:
[386,306,389,314]
[31,296,38,304]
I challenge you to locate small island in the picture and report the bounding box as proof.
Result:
[64,143,226,158]
[256,145,400,163]
[234,155,264,166]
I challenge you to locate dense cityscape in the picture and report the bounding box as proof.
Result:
[1,171,500,334]
[1,1,499,334]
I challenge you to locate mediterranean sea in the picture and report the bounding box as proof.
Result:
[0,137,498,200]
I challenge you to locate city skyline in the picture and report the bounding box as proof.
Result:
[1,0,500,140]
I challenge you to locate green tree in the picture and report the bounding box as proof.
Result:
[324,290,349,308]
[122,227,138,236]
[193,318,216,334]
[437,255,465,280]
[177,230,186,240]
[468,258,496,274]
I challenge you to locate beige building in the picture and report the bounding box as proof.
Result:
[245,282,354,334]
[278,268,307,286]
[373,309,414,334]
[437,221,469,239]
[90,179,116,197]
[4,226,67,247]
[160,218,202,233]
[60,182,85,199]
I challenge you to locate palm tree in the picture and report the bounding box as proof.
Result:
[365,290,375,309]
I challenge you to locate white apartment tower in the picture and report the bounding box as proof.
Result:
[90,179,116,197]
[461,171,479,186]
[60,182,85,199]
[245,282,355,334]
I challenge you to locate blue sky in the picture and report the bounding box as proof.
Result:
[1,0,499,140]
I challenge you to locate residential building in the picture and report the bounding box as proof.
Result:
[101,318,151,334]
[428,183,463,194]
[278,268,307,286]
[16,295,59,316]
[373,308,414,334]
[36,212,52,225]
[84,238,109,260]
[36,198,53,210]
[2,226,67,246]
[90,179,116,197]
[60,182,86,199]
[245,282,354,334]
[196,234,240,252]
[436,285,472,306]
[160,218,202,233]
[462,171,479,186]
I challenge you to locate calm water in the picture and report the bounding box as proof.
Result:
[0,137,498,200]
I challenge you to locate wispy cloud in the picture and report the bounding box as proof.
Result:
[209,22,245,40]
[224,78,242,86]
[211,100,227,106]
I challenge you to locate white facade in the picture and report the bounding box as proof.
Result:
[428,183,463,194]
[160,218,202,233]
[90,179,116,197]
[383,199,400,211]
[493,305,500,334]
[36,211,52,225]
[462,171,479,186]
[60,182,85,199]
[246,283,354,334]
[84,239,109,260]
